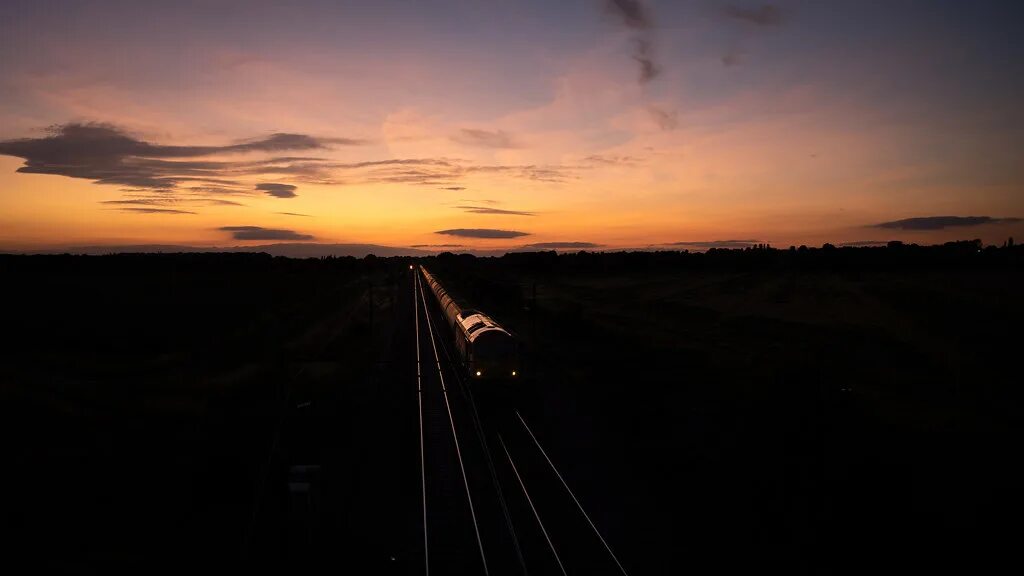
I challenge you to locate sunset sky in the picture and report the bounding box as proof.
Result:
[2,0,1022,253]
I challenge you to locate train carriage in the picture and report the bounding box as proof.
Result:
[420,266,519,380]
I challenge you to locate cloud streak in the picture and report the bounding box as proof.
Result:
[873,216,1021,230]
[605,0,660,85]
[435,228,530,239]
[0,124,581,203]
[720,5,783,66]
[0,123,360,191]
[632,38,659,83]
[521,242,602,249]
[722,48,743,67]
[256,183,298,198]
[584,154,640,166]
[455,205,535,216]
[0,123,584,227]
[200,198,247,206]
[606,0,650,29]
[452,128,518,149]
[116,207,196,215]
[219,226,314,241]
[101,199,172,207]
[648,105,678,130]
[101,197,245,207]
[355,160,577,186]
[725,4,783,26]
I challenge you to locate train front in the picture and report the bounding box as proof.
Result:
[467,325,518,380]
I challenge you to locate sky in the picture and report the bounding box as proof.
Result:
[1,0,1023,253]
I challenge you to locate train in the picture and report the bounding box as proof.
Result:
[420,265,519,380]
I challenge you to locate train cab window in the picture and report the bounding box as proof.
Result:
[467,322,486,334]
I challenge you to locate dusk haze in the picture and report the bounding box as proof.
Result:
[2,1,1022,253]
[2,2,1021,573]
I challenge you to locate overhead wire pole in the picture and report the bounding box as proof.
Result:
[414,270,429,576]
[515,410,631,576]
[417,268,491,576]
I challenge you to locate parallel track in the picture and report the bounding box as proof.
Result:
[413,267,632,576]
[416,271,491,575]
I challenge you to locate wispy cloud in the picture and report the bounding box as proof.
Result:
[604,0,661,84]
[465,164,574,183]
[199,198,247,207]
[410,243,466,248]
[632,38,659,84]
[101,199,171,206]
[179,185,252,196]
[455,205,535,216]
[722,48,744,67]
[648,105,678,130]
[276,212,311,217]
[606,0,650,29]
[725,4,783,26]
[521,242,602,249]
[115,207,196,215]
[256,183,298,198]
[102,197,245,208]
[720,5,783,66]
[0,123,582,218]
[451,128,518,149]
[584,154,640,166]
[219,225,314,241]
[0,123,362,191]
[873,216,1021,230]
[435,228,530,239]
[349,158,576,186]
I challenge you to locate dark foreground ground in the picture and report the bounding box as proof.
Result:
[0,243,1020,573]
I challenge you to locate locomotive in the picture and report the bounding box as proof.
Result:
[420,266,519,380]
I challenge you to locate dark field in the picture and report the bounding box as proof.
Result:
[1,244,1020,573]
[0,253,385,568]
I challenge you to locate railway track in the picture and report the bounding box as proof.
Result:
[241,267,632,573]
[412,267,631,576]
[415,270,491,574]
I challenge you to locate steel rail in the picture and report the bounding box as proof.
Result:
[499,434,567,576]
[414,272,430,575]
[418,271,490,576]
[515,410,630,576]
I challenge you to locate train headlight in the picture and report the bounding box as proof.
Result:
[475,370,482,377]
[409,264,414,269]
[512,370,517,376]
